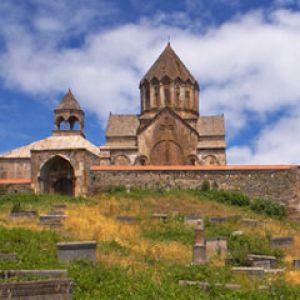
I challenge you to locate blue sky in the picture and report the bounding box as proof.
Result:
[0,0,300,164]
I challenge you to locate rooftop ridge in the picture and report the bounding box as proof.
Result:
[90,165,296,171]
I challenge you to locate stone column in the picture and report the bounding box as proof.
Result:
[192,220,206,264]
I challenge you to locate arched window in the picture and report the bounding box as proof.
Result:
[68,116,80,130]
[164,86,170,106]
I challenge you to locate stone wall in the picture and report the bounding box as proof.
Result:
[0,180,32,195]
[0,158,31,179]
[89,165,300,212]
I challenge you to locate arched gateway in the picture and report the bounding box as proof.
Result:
[39,156,75,196]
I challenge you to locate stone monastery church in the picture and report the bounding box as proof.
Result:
[0,43,227,196]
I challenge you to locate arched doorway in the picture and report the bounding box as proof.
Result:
[39,156,75,196]
[150,140,183,165]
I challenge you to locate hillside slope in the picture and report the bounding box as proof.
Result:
[0,189,300,299]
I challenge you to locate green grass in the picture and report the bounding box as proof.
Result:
[0,191,297,299]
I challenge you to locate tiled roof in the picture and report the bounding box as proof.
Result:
[0,134,99,158]
[106,114,139,137]
[141,43,197,84]
[91,165,295,171]
[55,89,82,111]
[197,115,225,136]
[0,178,31,185]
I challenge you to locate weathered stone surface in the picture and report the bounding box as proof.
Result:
[184,215,202,226]
[0,270,68,280]
[178,280,240,291]
[293,259,300,269]
[206,238,228,258]
[152,213,168,222]
[89,167,300,214]
[0,253,17,262]
[10,210,37,218]
[241,218,260,226]
[232,267,265,277]
[270,237,294,247]
[53,204,67,210]
[264,268,285,274]
[209,217,227,224]
[48,211,66,216]
[39,215,66,228]
[193,244,206,265]
[116,216,137,224]
[247,254,277,269]
[232,230,244,236]
[56,241,97,262]
[0,279,73,300]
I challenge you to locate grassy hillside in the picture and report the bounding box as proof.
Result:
[1,189,300,299]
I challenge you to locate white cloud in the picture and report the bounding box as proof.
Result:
[0,5,300,164]
[228,107,300,164]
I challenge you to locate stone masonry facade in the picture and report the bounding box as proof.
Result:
[89,165,300,214]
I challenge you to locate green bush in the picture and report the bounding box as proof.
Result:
[203,190,250,207]
[250,198,286,218]
[11,202,22,213]
[200,180,210,192]
[228,234,283,266]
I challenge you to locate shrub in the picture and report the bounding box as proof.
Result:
[11,201,22,213]
[250,198,286,218]
[200,180,210,192]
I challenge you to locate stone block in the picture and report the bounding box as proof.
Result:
[178,280,240,291]
[152,213,168,222]
[232,267,265,277]
[184,215,202,226]
[227,215,242,222]
[53,204,67,210]
[264,268,285,274]
[247,254,277,269]
[10,210,37,219]
[293,259,300,269]
[48,210,66,216]
[270,237,294,247]
[116,216,137,224]
[39,215,66,226]
[206,238,228,258]
[0,253,17,262]
[209,217,227,224]
[241,218,260,226]
[57,241,97,262]
[0,270,68,280]
[232,230,244,236]
[0,279,73,299]
[192,244,206,265]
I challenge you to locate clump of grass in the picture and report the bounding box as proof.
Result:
[142,222,194,245]
[0,226,63,270]
[250,198,286,218]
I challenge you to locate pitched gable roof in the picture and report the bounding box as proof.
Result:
[141,43,197,84]
[0,135,99,158]
[138,107,199,136]
[55,89,82,111]
[106,114,139,137]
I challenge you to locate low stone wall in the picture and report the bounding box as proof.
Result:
[0,279,73,300]
[89,165,300,213]
[0,179,32,195]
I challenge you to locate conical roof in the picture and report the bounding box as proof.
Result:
[141,43,197,84]
[55,89,82,111]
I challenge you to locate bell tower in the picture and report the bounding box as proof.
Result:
[54,89,85,137]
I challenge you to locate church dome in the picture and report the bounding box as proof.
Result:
[140,43,199,118]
